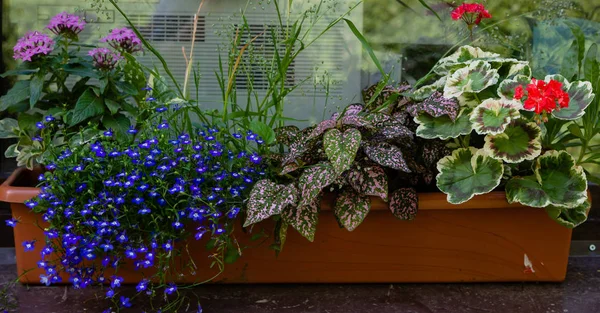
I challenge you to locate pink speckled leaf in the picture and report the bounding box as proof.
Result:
[274,125,300,145]
[334,189,371,231]
[298,163,338,208]
[389,188,419,220]
[245,180,299,227]
[362,112,390,128]
[324,128,361,175]
[280,163,300,175]
[379,120,414,140]
[406,91,459,121]
[282,194,321,242]
[364,142,411,172]
[342,103,364,116]
[347,165,388,201]
[308,119,336,140]
[340,115,368,127]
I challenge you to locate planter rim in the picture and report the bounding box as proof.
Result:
[0,167,522,211]
[0,167,41,204]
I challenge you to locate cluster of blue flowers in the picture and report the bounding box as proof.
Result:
[19,116,266,311]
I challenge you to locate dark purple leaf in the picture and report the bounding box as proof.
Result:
[389,188,418,220]
[406,91,459,121]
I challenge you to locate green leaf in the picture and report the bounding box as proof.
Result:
[0,118,19,138]
[115,81,139,96]
[282,194,320,242]
[436,147,504,204]
[560,40,579,80]
[343,18,385,77]
[68,128,100,146]
[545,200,589,228]
[63,63,100,79]
[415,108,473,140]
[334,189,371,231]
[224,246,241,264]
[484,119,542,163]
[29,73,44,108]
[104,99,121,115]
[565,21,586,73]
[584,43,599,85]
[102,113,131,138]
[546,74,594,120]
[497,74,530,100]
[506,150,587,208]
[0,68,39,77]
[0,81,30,111]
[410,77,446,101]
[4,143,19,158]
[506,62,532,79]
[323,128,361,175]
[389,188,418,220]
[17,112,43,132]
[249,120,276,145]
[470,99,521,135]
[297,163,338,208]
[69,89,105,126]
[347,165,388,201]
[245,180,298,227]
[444,60,499,98]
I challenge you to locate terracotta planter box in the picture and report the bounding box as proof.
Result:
[0,168,576,284]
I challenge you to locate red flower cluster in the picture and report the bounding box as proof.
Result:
[451,3,492,26]
[514,79,570,115]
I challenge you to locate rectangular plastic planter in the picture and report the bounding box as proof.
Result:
[0,167,574,284]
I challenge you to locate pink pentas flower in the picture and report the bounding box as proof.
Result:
[47,12,86,38]
[101,27,143,54]
[13,31,55,62]
[451,3,491,26]
[89,48,122,70]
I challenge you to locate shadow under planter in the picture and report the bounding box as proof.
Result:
[0,168,576,284]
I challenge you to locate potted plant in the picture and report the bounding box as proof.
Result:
[0,12,147,168]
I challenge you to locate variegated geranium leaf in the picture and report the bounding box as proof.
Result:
[483,119,541,163]
[436,148,504,204]
[406,91,459,121]
[410,77,446,101]
[470,99,521,135]
[297,162,338,207]
[434,45,500,75]
[506,62,532,79]
[245,180,299,227]
[308,119,337,140]
[506,150,587,209]
[415,108,473,140]
[544,74,595,120]
[545,200,589,228]
[389,188,419,220]
[274,125,300,146]
[444,60,500,98]
[347,165,388,201]
[323,128,361,175]
[364,142,411,172]
[282,194,321,242]
[497,74,530,100]
[334,189,371,231]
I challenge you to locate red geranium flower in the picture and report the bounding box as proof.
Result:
[451,3,492,26]
[513,78,570,116]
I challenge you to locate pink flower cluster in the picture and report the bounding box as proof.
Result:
[101,28,143,54]
[89,48,123,70]
[13,31,55,62]
[47,12,86,38]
